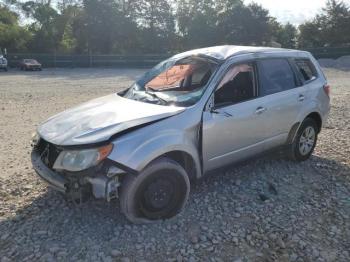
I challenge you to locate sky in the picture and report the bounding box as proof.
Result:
[245,0,350,25]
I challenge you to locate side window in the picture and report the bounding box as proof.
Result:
[214,63,256,107]
[258,59,296,96]
[294,59,317,82]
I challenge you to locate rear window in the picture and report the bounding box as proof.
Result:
[258,59,296,96]
[295,59,317,82]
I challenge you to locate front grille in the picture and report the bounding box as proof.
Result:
[35,139,61,168]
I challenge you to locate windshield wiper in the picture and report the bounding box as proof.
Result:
[145,90,168,105]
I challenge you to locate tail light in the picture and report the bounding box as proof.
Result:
[323,84,330,97]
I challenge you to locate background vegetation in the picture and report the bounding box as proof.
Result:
[1,0,350,54]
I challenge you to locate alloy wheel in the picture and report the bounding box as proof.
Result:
[299,126,316,156]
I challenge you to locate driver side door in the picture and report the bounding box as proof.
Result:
[202,61,267,172]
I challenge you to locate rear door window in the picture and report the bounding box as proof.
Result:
[294,59,318,82]
[257,59,296,96]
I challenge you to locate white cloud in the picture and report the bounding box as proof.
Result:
[245,0,350,24]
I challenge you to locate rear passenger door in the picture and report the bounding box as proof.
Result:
[256,58,306,149]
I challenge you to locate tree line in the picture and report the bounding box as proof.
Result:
[1,0,350,55]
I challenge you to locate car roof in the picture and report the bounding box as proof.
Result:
[172,45,306,61]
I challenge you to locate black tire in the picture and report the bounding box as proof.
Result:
[120,157,190,223]
[288,118,318,162]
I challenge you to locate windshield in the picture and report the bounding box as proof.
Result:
[120,56,218,107]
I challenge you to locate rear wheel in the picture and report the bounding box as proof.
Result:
[120,158,190,223]
[288,118,318,161]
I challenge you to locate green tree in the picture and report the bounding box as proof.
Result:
[298,21,323,48]
[177,0,220,49]
[299,0,350,48]
[217,2,274,45]
[127,0,176,53]
[75,0,137,54]
[21,1,60,52]
[0,4,31,52]
[274,22,297,48]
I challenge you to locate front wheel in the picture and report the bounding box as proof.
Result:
[120,158,190,223]
[288,118,318,161]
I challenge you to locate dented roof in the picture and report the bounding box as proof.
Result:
[172,45,294,61]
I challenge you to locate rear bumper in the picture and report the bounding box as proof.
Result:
[31,150,67,193]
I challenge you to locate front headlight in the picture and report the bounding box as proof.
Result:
[53,144,113,172]
[31,132,40,147]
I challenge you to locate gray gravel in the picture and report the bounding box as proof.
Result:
[0,68,349,261]
[318,56,350,70]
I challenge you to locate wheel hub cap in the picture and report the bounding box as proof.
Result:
[144,179,173,210]
[299,126,315,156]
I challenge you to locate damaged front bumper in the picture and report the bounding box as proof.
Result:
[31,147,125,202]
[32,150,67,193]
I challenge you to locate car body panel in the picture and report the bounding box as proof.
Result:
[257,86,308,150]
[202,98,267,172]
[32,45,330,200]
[171,45,291,61]
[107,105,202,178]
[38,94,185,146]
[293,56,330,128]
[200,50,329,173]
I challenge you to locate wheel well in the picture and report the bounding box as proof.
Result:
[306,112,322,133]
[287,112,323,144]
[163,151,197,181]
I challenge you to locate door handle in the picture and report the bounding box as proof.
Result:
[298,94,305,101]
[222,111,233,117]
[255,107,267,114]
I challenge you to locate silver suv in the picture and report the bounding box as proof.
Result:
[31,46,330,223]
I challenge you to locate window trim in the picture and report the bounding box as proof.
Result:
[211,60,259,109]
[256,57,299,97]
[293,58,319,85]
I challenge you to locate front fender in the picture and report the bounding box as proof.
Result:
[107,126,202,178]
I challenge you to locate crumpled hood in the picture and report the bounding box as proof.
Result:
[38,94,184,146]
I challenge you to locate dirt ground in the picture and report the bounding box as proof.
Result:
[0,68,349,262]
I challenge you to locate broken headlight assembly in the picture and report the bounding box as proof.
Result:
[31,132,40,147]
[53,144,113,172]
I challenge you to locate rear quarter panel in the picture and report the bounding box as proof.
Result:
[296,53,330,126]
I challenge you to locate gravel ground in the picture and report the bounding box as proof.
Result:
[0,68,349,262]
